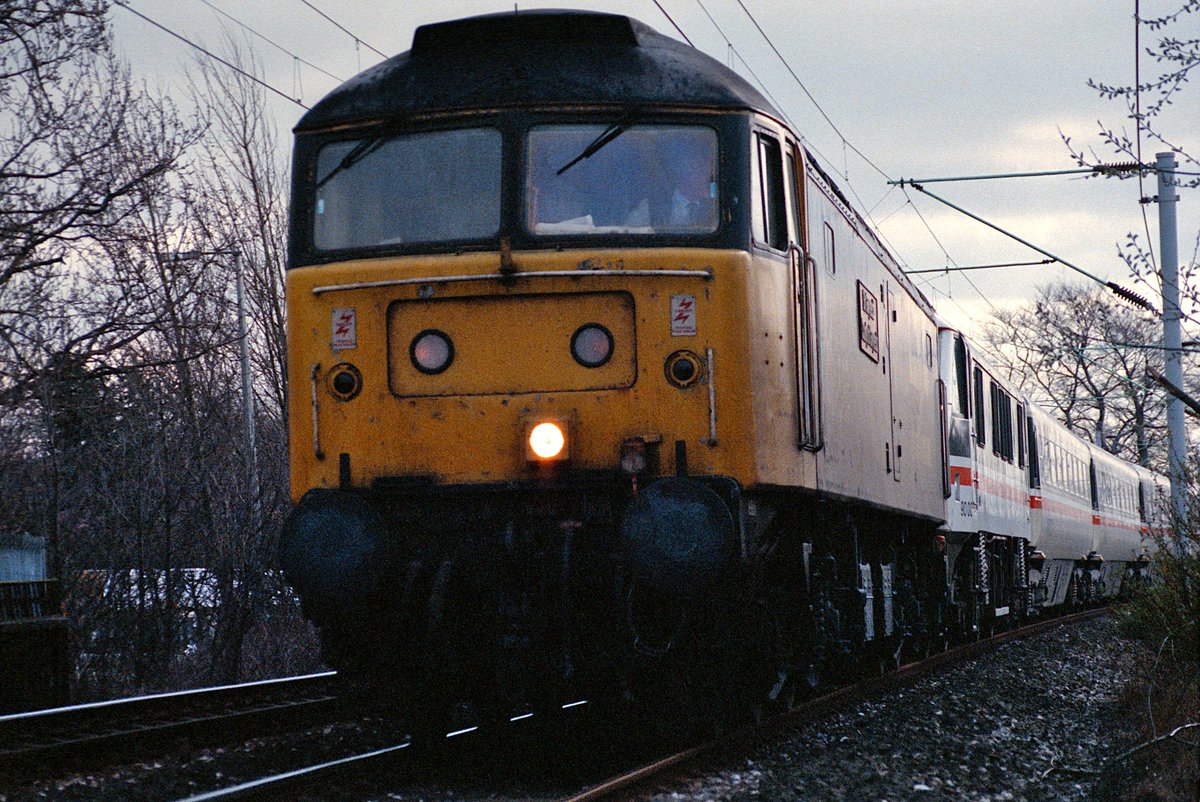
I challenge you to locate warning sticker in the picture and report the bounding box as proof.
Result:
[670,294,696,336]
[332,308,356,350]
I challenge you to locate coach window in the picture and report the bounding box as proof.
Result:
[973,366,986,446]
[1089,460,1099,510]
[1016,404,1026,467]
[752,133,788,250]
[953,336,969,417]
[990,383,1000,458]
[989,382,1013,462]
[999,390,1013,461]
[1026,418,1040,488]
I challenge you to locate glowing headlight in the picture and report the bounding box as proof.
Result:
[528,421,567,460]
[410,329,453,374]
[570,324,613,368]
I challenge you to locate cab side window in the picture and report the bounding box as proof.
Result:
[752,133,787,250]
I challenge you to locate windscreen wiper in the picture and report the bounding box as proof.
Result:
[316,127,399,189]
[556,111,639,176]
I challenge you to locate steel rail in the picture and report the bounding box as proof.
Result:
[564,608,1109,802]
[165,698,594,801]
[0,670,336,728]
[172,740,413,802]
[0,672,340,783]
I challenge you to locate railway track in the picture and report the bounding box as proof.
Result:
[4,610,1108,800]
[564,608,1110,802]
[160,698,599,802]
[0,671,341,785]
[170,739,414,802]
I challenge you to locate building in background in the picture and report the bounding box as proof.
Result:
[0,534,69,713]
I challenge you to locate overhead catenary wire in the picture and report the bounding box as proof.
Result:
[683,0,937,286]
[720,0,998,328]
[296,0,388,60]
[666,0,968,298]
[118,4,308,109]
[693,0,790,123]
[906,259,1058,275]
[675,0,856,206]
[899,186,999,316]
[686,0,932,285]
[198,0,344,84]
[732,0,891,184]
[896,180,1156,313]
[650,0,693,46]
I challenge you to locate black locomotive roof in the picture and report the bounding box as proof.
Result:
[295,10,778,132]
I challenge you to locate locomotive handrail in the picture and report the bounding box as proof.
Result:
[311,268,714,295]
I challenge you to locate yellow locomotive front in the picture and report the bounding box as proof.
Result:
[280,11,795,715]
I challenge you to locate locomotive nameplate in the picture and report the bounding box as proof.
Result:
[856,280,880,363]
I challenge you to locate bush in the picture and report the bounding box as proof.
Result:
[1104,479,1200,800]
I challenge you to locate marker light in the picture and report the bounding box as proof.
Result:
[410,329,453,374]
[620,437,647,475]
[571,324,613,368]
[528,421,567,460]
[664,350,703,389]
[328,363,362,401]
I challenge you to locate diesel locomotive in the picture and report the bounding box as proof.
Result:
[280,10,1164,719]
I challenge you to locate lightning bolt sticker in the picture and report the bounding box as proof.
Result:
[670,295,697,336]
[331,308,357,350]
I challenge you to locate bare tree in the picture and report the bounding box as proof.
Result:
[984,283,1173,469]
[182,34,300,683]
[1064,1,1200,313]
[1,8,321,699]
[0,2,186,294]
[187,34,290,430]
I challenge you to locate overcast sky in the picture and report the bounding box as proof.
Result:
[110,0,1199,336]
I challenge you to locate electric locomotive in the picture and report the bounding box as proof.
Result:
[279,10,1160,719]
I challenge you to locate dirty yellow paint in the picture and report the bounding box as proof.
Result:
[286,248,770,501]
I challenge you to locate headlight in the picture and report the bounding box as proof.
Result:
[410,329,454,374]
[570,324,613,368]
[527,420,568,461]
